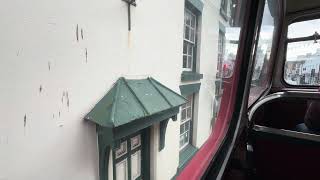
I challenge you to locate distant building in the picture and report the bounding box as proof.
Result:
[298,49,320,85]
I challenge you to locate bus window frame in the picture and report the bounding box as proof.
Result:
[176,0,266,179]
[247,0,283,108]
[281,13,320,89]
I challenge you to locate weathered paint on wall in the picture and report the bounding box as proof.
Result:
[0,0,222,179]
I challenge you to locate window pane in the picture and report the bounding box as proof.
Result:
[131,135,141,150]
[191,29,195,42]
[248,0,276,106]
[186,13,191,25]
[285,40,320,86]
[191,15,196,28]
[181,109,186,120]
[187,108,191,119]
[185,27,190,40]
[288,19,320,39]
[185,121,190,130]
[115,141,128,159]
[131,151,141,179]
[183,55,187,68]
[188,44,193,56]
[180,124,184,134]
[184,132,189,143]
[187,56,192,69]
[116,159,128,180]
[183,43,187,54]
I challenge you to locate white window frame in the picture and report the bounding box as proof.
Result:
[183,9,197,71]
[179,95,193,150]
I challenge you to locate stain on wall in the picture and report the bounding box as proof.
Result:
[24,114,27,127]
[76,24,79,42]
[85,48,88,63]
[81,28,84,40]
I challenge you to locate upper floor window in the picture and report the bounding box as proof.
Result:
[180,95,194,150]
[183,9,197,71]
[284,19,320,86]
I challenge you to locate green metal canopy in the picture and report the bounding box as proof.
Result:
[85,77,187,128]
[85,77,187,180]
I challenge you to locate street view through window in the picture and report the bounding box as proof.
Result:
[285,19,320,86]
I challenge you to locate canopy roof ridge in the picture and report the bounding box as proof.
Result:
[110,78,121,123]
[120,77,150,116]
[147,77,173,107]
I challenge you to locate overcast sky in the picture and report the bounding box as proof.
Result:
[287,19,320,61]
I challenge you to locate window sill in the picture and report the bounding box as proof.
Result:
[178,144,198,171]
[181,71,203,82]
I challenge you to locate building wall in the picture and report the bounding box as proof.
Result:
[194,0,220,148]
[0,0,221,179]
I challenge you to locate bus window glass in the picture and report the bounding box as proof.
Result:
[284,20,320,86]
[248,0,277,106]
[288,19,320,39]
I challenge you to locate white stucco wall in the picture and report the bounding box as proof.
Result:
[0,0,224,179]
[0,0,185,179]
[193,0,220,148]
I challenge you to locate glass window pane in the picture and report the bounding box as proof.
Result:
[183,43,187,54]
[184,132,189,143]
[180,125,184,134]
[191,29,195,42]
[131,135,141,150]
[185,27,190,40]
[284,40,320,86]
[191,15,196,28]
[131,151,141,180]
[187,108,191,119]
[115,141,127,159]
[288,19,320,39]
[116,159,128,180]
[185,121,190,130]
[187,56,192,69]
[181,109,186,120]
[186,13,191,25]
[248,0,276,106]
[183,55,187,68]
[188,44,193,55]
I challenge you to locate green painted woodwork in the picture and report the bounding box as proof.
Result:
[179,145,198,168]
[113,107,180,140]
[181,71,203,82]
[159,119,169,151]
[171,145,198,179]
[186,0,204,12]
[98,135,110,180]
[179,83,201,96]
[112,129,150,180]
[85,77,187,127]
[85,77,187,180]
[142,128,151,180]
